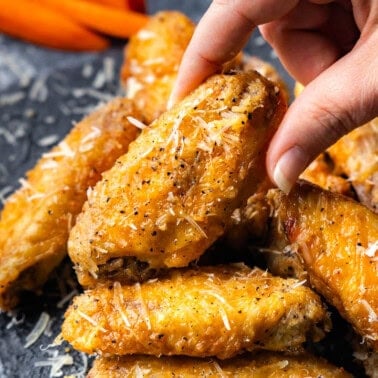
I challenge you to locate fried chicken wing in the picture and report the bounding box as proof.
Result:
[327,119,378,213]
[120,11,195,124]
[87,352,351,378]
[0,98,140,309]
[68,71,286,286]
[267,181,378,350]
[61,264,329,359]
[242,55,289,103]
[294,81,377,211]
[300,152,354,197]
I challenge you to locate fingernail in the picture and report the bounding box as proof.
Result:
[167,91,178,110]
[167,95,174,110]
[273,146,310,194]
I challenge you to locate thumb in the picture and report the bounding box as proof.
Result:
[267,33,378,193]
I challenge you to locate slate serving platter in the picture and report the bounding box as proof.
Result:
[1,1,352,377]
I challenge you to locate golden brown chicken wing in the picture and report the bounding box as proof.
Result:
[242,55,289,103]
[327,119,378,213]
[267,180,378,350]
[120,11,195,124]
[61,264,329,359]
[294,81,377,211]
[0,98,140,310]
[300,152,354,197]
[68,71,286,287]
[87,352,351,378]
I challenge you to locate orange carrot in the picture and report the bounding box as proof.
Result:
[88,0,127,9]
[125,0,146,13]
[33,0,149,39]
[0,0,109,51]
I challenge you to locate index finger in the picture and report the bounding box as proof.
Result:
[170,0,299,104]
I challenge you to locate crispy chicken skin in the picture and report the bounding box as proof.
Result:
[0,98,140,310]
[267,181,378,350]
[242,55,289,103]
[327,119,378,213]
[61,264,328,359]
[120,11,195,124]
[300,152,354,197]
[87,352,351,378]
[68,71,286,286]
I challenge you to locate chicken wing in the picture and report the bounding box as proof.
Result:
[327,119,378,213]
[87,352,351,378]
[242,55,289,103]
[0,98,140,309]
[300,152,354,197]
[68,71,286,287]
[294,81,377,211]
[267,180,378,350]
[61,264,329,359]
[120,11,195,124]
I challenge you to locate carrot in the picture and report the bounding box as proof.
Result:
[125,0,146,13]
[0,0,109,51]
[88,0,127,9]
[32,0,149,39]
[85,0,146,13]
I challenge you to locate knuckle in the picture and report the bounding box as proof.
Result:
[213,0,257,27]
[311,99,355,146]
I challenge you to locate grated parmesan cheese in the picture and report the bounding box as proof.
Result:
[202,290,231,331]
[56,289,78,309]
[77,310,107,333]
[365,241,378,258]
[0,91,25,106]
[113,281,131,328]
[24,312,50,348]
[137,29,156,40]
[135,282,151,330]
[29,75,48,102]
[6,312,25,329]
[37,134,60,147]
[92,71,106,89]
[78,127,101,152]
[291,279,307,289]
[125,77,143,99]
[42,141,75,159]
[183,214,208,239]
[211,360,226,377]
[72,88,113,102]
[0,185,13,204]
[143,57,165,66]
[0,126,18,145]
[127,116,147,130]
[82,63,93,78]
[360,299,378,323]
[34,349,73,377]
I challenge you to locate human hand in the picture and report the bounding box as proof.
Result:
[170,0,378,193]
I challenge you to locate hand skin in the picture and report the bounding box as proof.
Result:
[171,0,378,193]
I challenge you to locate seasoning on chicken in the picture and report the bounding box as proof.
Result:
[300,152,354,198]
[61,264,329,359]
[267,180,378,350]
[120,11,195,124]
[68,71,286,287]
[327,119,378,213]
[87,352,351,378]
[0,98,141,309]
[242,55,289,103]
